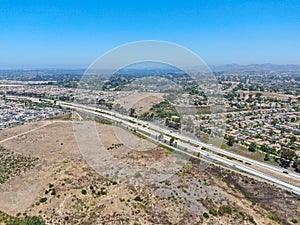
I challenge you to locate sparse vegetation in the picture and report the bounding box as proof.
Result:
[39,197,47,203]
[134,196,143,202]
[203,212,209,218]
[0,148,39,184]
[0,211,45,225]
[291,218,298,224]
[267,213,278,221]
[209,208,218,216]
[0,121,298,225]
[218,205,232,215]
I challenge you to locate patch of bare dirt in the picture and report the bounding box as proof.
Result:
[114,92,164,115]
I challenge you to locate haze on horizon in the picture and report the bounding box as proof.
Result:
[0,0,299,69]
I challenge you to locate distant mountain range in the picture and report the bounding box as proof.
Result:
[209,64,300,72]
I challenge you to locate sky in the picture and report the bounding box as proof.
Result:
[0,0,299,68]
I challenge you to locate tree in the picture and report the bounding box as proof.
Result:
[260,144,269,152]
[269,130,276,136]
[129,108,135,117]
[169,137,175,146]
[248,142,257,152]
[226,113,233,118]
[292,158,300,172]
[290,135,297,143]
[165,117,169,126]
[281,149,296,161]
[227,135,235,146]
[158,134,164,141]
[255,92,262,100]
[264,153,270,161]
[280,149,296,168]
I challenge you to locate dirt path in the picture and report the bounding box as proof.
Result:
[0,120,69,144]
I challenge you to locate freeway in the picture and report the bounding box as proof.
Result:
[5,96,300,195]
[57,101,300,195]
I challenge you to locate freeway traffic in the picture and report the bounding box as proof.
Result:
[57,100,300,195]
[5,95,300,195]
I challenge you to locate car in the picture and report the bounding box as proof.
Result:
[283,171,289,174]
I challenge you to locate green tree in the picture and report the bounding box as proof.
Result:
[264,153,270,161]
[227,135,235,146]
[290,135,297,143]
[248,142,257,152]
[169,137,175,146]
[129,108,135,117]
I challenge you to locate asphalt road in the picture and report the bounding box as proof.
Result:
[58,101,300,195]
[5,96,300,195]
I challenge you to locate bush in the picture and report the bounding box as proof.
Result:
[218,205,232,215]
[134,196,143,202]
[203,212,209,218]
[209,208,218,216]
[81,189,87,195]
[267,213,277,221]
[291,218,298,224]
[245,192,253,199]
[39,197,47,203]
[22,216,45,225]
[99,188,107,196]
[249,216,256,224]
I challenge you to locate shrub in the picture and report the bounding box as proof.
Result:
[99,189,107,195]
[81,189,87,195]
[291,218,298,224]
[249,216,256,224]
[209,208,218,216]
[39,197,47,203]
[267,213,277,221]
[203,212,209,218]
[134,196,143,202]
[245,192,253,199]
[22,216,45,225]
[218,205,232,215]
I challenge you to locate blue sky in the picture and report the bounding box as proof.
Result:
[0,0,299,68]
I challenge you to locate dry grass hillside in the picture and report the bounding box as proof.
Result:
[0,119,299,225]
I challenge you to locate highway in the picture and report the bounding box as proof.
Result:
[57,100,300,196]
[5,95,300,195]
